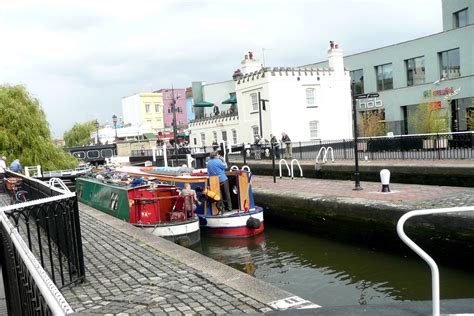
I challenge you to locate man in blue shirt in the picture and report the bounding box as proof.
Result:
[207,151,232,211]
[9,159,22,172]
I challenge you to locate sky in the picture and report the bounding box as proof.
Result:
[0,0,442,137]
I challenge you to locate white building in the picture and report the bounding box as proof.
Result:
[188,44,352,146]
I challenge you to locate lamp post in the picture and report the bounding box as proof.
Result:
[171,88,178,165]
[351,80,362,191]
[112,114,118,141]
[95,120,100,145]
[257,92,268,138]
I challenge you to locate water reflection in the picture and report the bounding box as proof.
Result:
[196,226,474,306]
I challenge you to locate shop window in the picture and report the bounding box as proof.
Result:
[406,57,425,86]
[251,93,258,112]
[375,63,393,91]
[439,48,460,79]
[350,69,364,94]
[309,120,319,139]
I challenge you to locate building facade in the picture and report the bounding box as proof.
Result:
[121,92,164,131]
[188,46,352,146]
[157,88,187,132]
[185,87,195,122]
[306,0,474,134]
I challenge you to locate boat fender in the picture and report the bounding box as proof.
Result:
[246,217,261,229]
[175,236,192,247]
[203,189,221,201]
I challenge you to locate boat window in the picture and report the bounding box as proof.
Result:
[109,192,119,211]
[77,184,83,198]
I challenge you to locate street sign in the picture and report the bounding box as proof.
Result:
[354,92,379,99]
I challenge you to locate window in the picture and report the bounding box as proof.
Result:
[406,56,425,86]
[109,192,119,211]
[350,69,364,94]
[167,108,171,114]
[251,93,258,112]
[439,48,460,79]
[155,104,160,112]
[375,63,393,91]
[454,8,468,28]
[309,120,319,139]
[193,138,197,145]
[212,131,217,142]
[221,130,227,142]
[232,129,237,144]
[200,133,206,146]
[252,126,259,138]
[306,88,315,107]
[145,104,150,113]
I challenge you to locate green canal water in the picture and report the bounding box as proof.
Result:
[196,226,474,307]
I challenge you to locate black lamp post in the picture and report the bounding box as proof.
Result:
[112,114,118,140]
[171,88,178,165]
[257,92,268,138]
[351,80,362,191]
[95,120,100,145]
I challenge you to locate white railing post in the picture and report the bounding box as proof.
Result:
[162,144,168,167]
[152,147,157,162]
[397,206,474,316]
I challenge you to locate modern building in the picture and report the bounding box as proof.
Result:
[157,88,187,132]
[188,46,352,146]
[121,92,164,131]
[305,0,474,134]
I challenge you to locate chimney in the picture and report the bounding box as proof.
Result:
[328,41,344,75]
[241,51,262,74]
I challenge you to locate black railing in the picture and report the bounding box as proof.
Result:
[229,132,474,162]
[0,172,84,314]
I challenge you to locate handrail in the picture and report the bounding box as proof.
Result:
[323,146,335,163]
[48,178,71,192]
[315,147,326,164]
[290,159,303,179]
[396,206,474,316]
[230,165,239,171]
[0,211,75,315]
[278,159,290,179]
[241,165,251,172]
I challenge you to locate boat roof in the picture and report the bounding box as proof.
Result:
[116,166,210,181]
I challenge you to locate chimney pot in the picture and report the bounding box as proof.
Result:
[245,54,248,60]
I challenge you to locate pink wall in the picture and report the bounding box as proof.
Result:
[159,88,187,130]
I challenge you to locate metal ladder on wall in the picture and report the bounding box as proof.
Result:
[48,178,71,192]
[279,159,303,179]
[315,146,334,165]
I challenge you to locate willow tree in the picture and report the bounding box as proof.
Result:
[64,120,96,147]
[0,85,78,170]
[359,110,386,137]
[409,102,449,134]
[467,110,474,131]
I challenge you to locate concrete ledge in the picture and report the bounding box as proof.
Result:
[79,203,299,306]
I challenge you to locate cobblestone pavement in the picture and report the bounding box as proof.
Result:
[252,176,474,209]
[62,211,273,315]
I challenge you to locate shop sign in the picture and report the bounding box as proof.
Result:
[423,87,460,98]
[358,97,383,110]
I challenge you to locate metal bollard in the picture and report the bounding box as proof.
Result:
[380,169,391,193]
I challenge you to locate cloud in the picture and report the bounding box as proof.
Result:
[0,0,442,136]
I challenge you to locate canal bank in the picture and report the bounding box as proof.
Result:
[229,159,474,187]
[251,176,474,270]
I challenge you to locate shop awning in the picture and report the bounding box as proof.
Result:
[193,101,214,107]
[222,96,237,104]
[143,133,157,140]
[176,132,188,137]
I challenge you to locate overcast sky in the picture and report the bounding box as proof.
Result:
[0,0,442,137]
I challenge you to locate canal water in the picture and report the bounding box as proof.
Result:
[196,226,474,307]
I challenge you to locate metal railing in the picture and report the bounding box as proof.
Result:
[0,171,85,314]
[228,131,474,162]
[397,206,474,316]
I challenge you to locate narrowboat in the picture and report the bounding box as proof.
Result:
[76,175,200,246]
[116,166,264,238]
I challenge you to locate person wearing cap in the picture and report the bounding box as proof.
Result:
[9,159,22,172]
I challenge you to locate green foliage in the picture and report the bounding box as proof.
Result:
[0,85,78,170]
[409,102,449,134]
[359,110,386,137]
[64,120,96,147]
[467,110,474,131]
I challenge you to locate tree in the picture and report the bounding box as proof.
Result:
[467,109,474,131]
[359,110,386,137]
[0,85,78,170]
[64,120,96,147]
[409,102,449,134]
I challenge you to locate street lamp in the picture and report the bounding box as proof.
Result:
[257,92,268,138]
[351,80,363,191]
[95,120,100,145]
[112,114,118,140]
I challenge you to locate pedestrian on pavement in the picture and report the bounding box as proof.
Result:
[9,159,22,173]
[207,151,232,212]
[270,134,280,159]
[281,132,292,159]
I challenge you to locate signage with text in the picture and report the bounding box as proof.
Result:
[423,87,461,98]
[358,97,383,110]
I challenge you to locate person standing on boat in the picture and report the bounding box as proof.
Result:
[9,159,22,173]
[207,151,232,212]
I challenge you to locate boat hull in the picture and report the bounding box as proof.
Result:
[199,208,264,238]
[138,217,201,247]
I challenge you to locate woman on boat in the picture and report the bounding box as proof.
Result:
[180,183,201,216]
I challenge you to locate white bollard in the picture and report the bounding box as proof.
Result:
[380,169,391,193]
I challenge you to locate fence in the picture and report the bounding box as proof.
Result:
[0,171,84,315]
[229,131,474,162]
